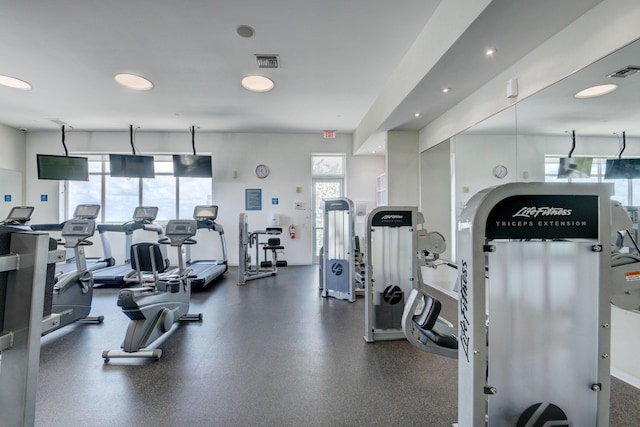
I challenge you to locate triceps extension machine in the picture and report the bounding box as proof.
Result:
[403,183,614,426]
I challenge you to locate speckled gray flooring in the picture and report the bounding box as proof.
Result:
[35,265,640,426]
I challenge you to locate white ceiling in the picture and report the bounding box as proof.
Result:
[464,38,640,138]
[0,0,616,147]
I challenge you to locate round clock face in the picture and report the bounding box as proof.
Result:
[255,164,270,179]
[493,165,508,179]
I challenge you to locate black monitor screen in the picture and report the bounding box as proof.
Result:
[557,157,593,178]
[6,206,34,222]
[605,158,640,179]
[194,205,218,220]
[73,204,100,219]
[133,206,158,221]
[37,154,89,181]
[172,155,212,177]
[109,154,155,178]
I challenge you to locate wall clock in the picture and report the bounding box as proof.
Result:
[493,165,508,179]
[255,164,270,179]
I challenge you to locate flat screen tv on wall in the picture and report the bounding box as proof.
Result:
[109,154,155,178]
[172,154,212,177]
[556,157,593,178]
[37,154,89,181]
[605,158,640,179]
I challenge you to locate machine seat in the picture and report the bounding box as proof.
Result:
[131,243,168,273]
[413,295,458,350]
[263,237,284,250]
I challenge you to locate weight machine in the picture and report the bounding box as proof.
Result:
[238,213,287,285]
[403,183,613,426]
[321,198,358,302]
[363,206,422,342]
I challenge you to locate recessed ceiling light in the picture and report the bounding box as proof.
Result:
[114,73,154,90]
[0,75,32,90]
[414,112,421,117]
[442,87,451,93]
[241,75,275,92]
[486,48,497,56]
[575,84,618,98]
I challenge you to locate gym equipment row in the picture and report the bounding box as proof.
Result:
[403,182,616,425]
[238,212,287,285]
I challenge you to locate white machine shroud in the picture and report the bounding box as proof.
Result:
[487,240,600,425]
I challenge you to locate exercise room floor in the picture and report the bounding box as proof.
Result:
[36,265,640,426]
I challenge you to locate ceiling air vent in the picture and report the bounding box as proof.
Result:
[256,55,279,69]
[608,65,640,78]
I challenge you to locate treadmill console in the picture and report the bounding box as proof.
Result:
[165,220,197,238]
[61,219,96,238]
[194,205,218,221]
[133,206,159,222]
[2,206,34,225]
[73,204,101,220]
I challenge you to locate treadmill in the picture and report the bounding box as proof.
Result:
[92,206,169,287]
[185,205,228,290]
[31,204,115,281]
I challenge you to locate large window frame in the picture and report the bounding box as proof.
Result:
[65,154,213,223]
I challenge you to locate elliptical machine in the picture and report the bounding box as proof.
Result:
[102,219,203,362]
[42,217,104,335]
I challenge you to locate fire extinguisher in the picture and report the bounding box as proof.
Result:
[289,224,296,239]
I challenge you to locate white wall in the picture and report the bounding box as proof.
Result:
[25,130,383,266]
[0,123,27,209]
[386,131,419,206]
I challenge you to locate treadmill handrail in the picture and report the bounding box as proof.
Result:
[97,221,147,234]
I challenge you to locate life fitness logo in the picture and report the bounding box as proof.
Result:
[513,206,572,218]
[517,402,569,426]
[331,262,343,276]
[383,285,403,305]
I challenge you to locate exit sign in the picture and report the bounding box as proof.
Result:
[323,130,336,139]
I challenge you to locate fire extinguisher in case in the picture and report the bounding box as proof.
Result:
[289,224,296,239]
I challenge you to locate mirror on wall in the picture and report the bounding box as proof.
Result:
[424,38,640,262]
[460,38,640,183]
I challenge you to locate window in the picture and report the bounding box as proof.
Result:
[312,155,344,177]
[311,154,346,263]
[67,154,212,222]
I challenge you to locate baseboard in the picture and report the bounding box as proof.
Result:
[611,368,640,389]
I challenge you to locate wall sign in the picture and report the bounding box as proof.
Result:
[486,195,598,239]
[245,189,262,211]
